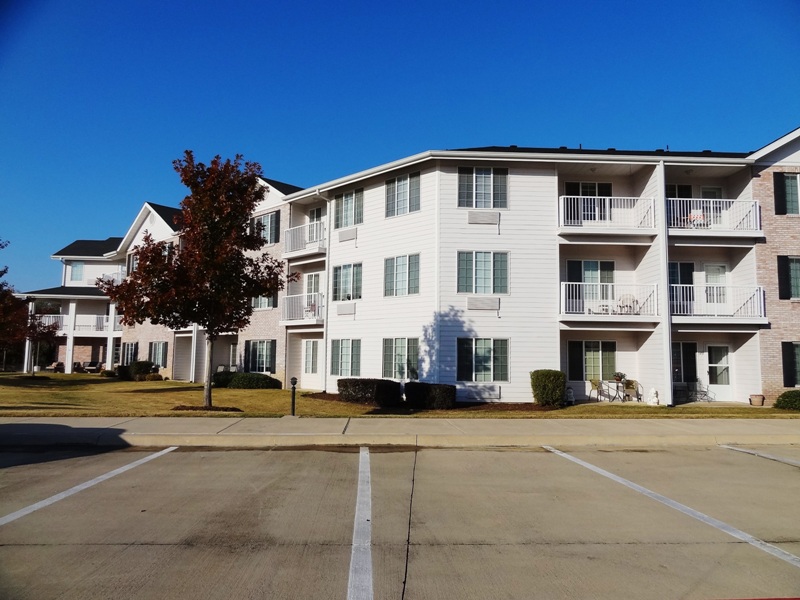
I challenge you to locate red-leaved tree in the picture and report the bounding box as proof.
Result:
[98,152,293,407]
[0,239,29,370]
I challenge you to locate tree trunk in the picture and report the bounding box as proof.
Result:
[204,336,214,408]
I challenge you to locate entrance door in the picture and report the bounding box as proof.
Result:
[566,260,614,314]
[704,264,728,315]
[305,273,321,317]
[707,345,730,401]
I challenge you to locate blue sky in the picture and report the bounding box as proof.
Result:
[1,0,799,292]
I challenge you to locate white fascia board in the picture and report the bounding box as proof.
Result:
[117,202,178,252]
[748,126,800,162]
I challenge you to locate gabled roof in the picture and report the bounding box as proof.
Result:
[116,201,182,255]
[147,202,182,229]
[20,286,108,298]
[748,126,800,162]
[52,237,124,259]
[457,145,749,159]
[261,177,304,196]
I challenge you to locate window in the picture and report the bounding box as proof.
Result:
[384,254,420,296]
[121,342,138,366]
[305,340,318,374]
[457,338,508,382]
[126,253,139,273]
[781,342,800,387]
[334,189,364,229]
[245,339,276,373]
[70,261,84,282]
[331,339,361,376]
[382,338,419,379]
[565,260,614,312]
[386,172,421,217]
[774,173,800,215]
[230,343,238,369]
[252,294,277,309]
[148,341,168,368]
[565,182,612,221]
[252,211,280,244]
[777,256,800,299]
[333,263,362,301]
[458,167,508,208]
[666,184,693,198]
[457,252,508,294]
[567,340,616,380]
[671,342,697,383]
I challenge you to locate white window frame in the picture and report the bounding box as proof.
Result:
[386,172,421,217]
[304,340,318,374]
[331,339,361,376]
[456,338,509,382]
[333,263,362,301]
[148,341,168,368]
[248,339,276,373]
[252,211,279,244]
[458,167,508,209]
[252,294,277,310]
[457,251,508,294]
[384,254,420,296]
[334,189,364,229]
[786,174,800,215]
[382,338,419,380]
[70,261,84,282]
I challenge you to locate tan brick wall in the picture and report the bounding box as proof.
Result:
[120,322,175,377]
[754,165,800,402]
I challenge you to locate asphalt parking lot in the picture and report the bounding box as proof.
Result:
[2,445,800,599]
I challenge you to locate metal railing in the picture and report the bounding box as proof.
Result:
[561,283,658,316]
[669,285,765,318]
[281,292,324,321]
[559,196,655,229]
[36,314,123,332]
[285,222,326,254]
[667,198,760,231]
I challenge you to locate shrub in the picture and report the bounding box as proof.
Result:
[404,381,457,410]
[774,390,800,411]
[100,370,117,378]
[228,372,282,389]
[145,373,163,381]
[530,369,567,407]
[131,361,155,377]
[116,365,132,381]
[213,371,236,388]
[337,378,403,407]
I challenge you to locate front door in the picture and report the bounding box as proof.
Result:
[704,264,728,315]
[707,345,730,401]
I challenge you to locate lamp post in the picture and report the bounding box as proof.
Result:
[290,377,297,416]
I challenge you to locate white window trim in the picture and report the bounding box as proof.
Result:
[457,251,509,295]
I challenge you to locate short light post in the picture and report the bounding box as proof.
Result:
[290,377,298,416]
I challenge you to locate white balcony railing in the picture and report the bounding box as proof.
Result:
[561,283,658,316]
[667,198,760,231]
[284,222,326,254]
[36,314,123,332]
[669,285,765,318]
[559,196,655,229]
[281,292,324,322]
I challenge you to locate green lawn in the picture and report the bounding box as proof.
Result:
[0,372,796,419]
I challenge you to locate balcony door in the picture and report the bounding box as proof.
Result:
[704,264,728,315]
[565,182,612,222]
[308,207,323,242]
[707,345,730,401]
[567,260,614,314]
[669,262,694,315]
[701,187,724,228]
[305,273,321,317]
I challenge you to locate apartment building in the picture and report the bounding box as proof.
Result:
[22,127,800,404]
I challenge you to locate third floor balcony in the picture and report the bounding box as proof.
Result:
[667,198,761,236]
[284,222,326,259]
[558,196,656,234]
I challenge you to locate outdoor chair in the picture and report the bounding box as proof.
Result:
[623,379,641,402]
[589,378,601,401]
[687,379,714,402]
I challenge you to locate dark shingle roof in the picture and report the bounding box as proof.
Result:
[262,178,304,195]
[53,237,123,258]
[22,286,108,298]
[147,203,182,230]
[454,145,750,159]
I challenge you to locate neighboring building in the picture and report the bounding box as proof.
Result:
[21,127,800,404]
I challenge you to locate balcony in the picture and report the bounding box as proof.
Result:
[670,285,765,321]
[284,222,326,259]
[561,283,658,318]
[667,198,761,235]
[559,196,656,233]
[281,292,324,325]
[37,314,123,335]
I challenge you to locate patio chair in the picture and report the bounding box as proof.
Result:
[688,379,714,402]
[617,294,639,315]
[589,379,601,401]
[623,379,641,402]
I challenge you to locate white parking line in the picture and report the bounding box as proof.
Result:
[543,445,800,569]
[348,447,373,600]
[0,446,178,527]
[721,444,800,468]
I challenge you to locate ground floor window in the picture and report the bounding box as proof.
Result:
[305,340,318,374]
[245,339,276,373]
[121,342,138,366]
[457,338,508,382]
[568,340,616,380]
[331,339,361,376]
[148,341,168,368]
[382,338,419,380]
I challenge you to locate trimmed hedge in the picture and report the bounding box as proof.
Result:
[212,371,236,388]
[145,373,164,381]
[530,369,566,407]
[404,381,457,410]
[774,390,800,411]
[100,370,117,378]
[131,361,155,376]
[338,378,403,407]
[116,365,132,381]
[227,372,282,389]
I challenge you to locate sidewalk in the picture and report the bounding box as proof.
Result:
[2,416,800,448]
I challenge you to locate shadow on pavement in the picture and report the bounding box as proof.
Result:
[0,424,130,466]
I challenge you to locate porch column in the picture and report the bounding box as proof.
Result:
[64,300,77,374]
[104,302,117,371]
[23,300,34,373]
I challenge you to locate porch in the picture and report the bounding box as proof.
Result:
[667,198,761,234]
[558,196,656,232]
[281,292,324,325]
[38,314,123,336]
[283,222,326,258]
[560,283,658,318]
[669,285,765,321]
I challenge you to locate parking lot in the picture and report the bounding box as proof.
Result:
[2,444,800,599]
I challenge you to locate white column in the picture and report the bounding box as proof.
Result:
[23,300,34,373]
[656,161,675,406]
[64,300,77,374]
[104,303,117,371]
[189,323,198,383]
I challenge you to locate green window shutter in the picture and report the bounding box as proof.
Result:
[385,179,396,217]
[407,338,419,380]
[382,339,393,378]
[351,340,361,376]
[409,172,421,212]
[493,253,508,293]
[331,340,340,376]
[408,254,420,294]
[493,168,508,208]
[384,258,395,296]
[774,172,787,215]
[457,338,474,381]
